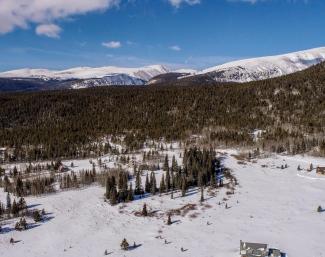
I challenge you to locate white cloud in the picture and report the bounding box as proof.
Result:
[102,41,122,48]
[169,45,181,51]
[0,0,120,35]
[168,0,201,8]
[36,24,61,38]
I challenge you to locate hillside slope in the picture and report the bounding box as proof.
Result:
[1,62,325,161]
[196,47,325,82]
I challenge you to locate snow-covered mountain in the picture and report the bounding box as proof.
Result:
[197,47,325,83]
[1,47,325,91]
[68,74,146,89]
[174,68,197,75]
[0,65,169,84]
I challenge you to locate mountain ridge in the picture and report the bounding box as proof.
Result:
[196,46,325,82]
[1,47,325,92]
[0,64,169,81]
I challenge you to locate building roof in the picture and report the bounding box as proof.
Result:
[241,241,268,250]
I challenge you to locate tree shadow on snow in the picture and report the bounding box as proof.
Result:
[133,193,152,201]
[173,189,199,199]
[128,243,142,251]
[0,205,55,235]
[27,203,41,209]
[27,223,41,229]
[0,225,15,234]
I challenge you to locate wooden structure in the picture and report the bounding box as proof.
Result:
[317,167,325,175]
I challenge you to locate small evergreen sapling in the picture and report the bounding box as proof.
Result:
[142,203,148,217]
[33,210,42,222]
[120,238,129,250]
[167,214,172,225]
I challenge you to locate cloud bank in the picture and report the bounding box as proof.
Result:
[0,0,282,37]
[0,0,120,36]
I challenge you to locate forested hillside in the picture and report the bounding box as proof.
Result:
[1,62,325,162]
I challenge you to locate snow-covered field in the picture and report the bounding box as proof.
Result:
[1,149,325,257]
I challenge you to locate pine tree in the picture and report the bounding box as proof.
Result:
[171,155,178,173]
[210,171,216,188]
[167,214,172,225]
[150,172,156,195]
[159,174,166,195]
[121,238,129,250]
[133,165,137,176]
[15,217,27,231]
[6,193,11,211]
[11,199,18,216]
[318,205,322,212]
[142,203,148,216]
[0,201,4,218]
[181,178,186,197]
[18,197,26,212]
[200,187,204,202]
[145,173,150,193]
[4,175,10,192]
[16,177,24,197]
[163,155,169,171]
[33,210,42,222]
[127,183,134,202]
[135,171,142,195]
[165,169,171,191]
[13,166,18,177]
[0,167,4,177]
[110,187,118,205]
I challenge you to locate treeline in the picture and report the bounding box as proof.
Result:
[0,162,128,197]
[1,62,325,161]
[105,148,222,205]
[0,192,47,232]
[1,170,101,197]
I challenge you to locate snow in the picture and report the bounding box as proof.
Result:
[70,74,146,89]
[251,129,265,142]
[1,148,325,257]
[2,47,325,87]
[173,68,197,75]
[0,65,169,82]
[198,47,325,82]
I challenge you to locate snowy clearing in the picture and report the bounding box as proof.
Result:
[1,149,325,257]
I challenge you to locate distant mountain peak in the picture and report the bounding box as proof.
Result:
[1,47,325,91]
[0,64,169,82]
[197,47,325,82]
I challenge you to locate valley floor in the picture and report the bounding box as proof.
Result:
[1,149,325,257]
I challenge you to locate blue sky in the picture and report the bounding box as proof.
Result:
[0,0,324,71]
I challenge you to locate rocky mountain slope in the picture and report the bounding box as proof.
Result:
[196,47,325,83]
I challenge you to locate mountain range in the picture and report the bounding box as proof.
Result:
[1,47,325,92]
